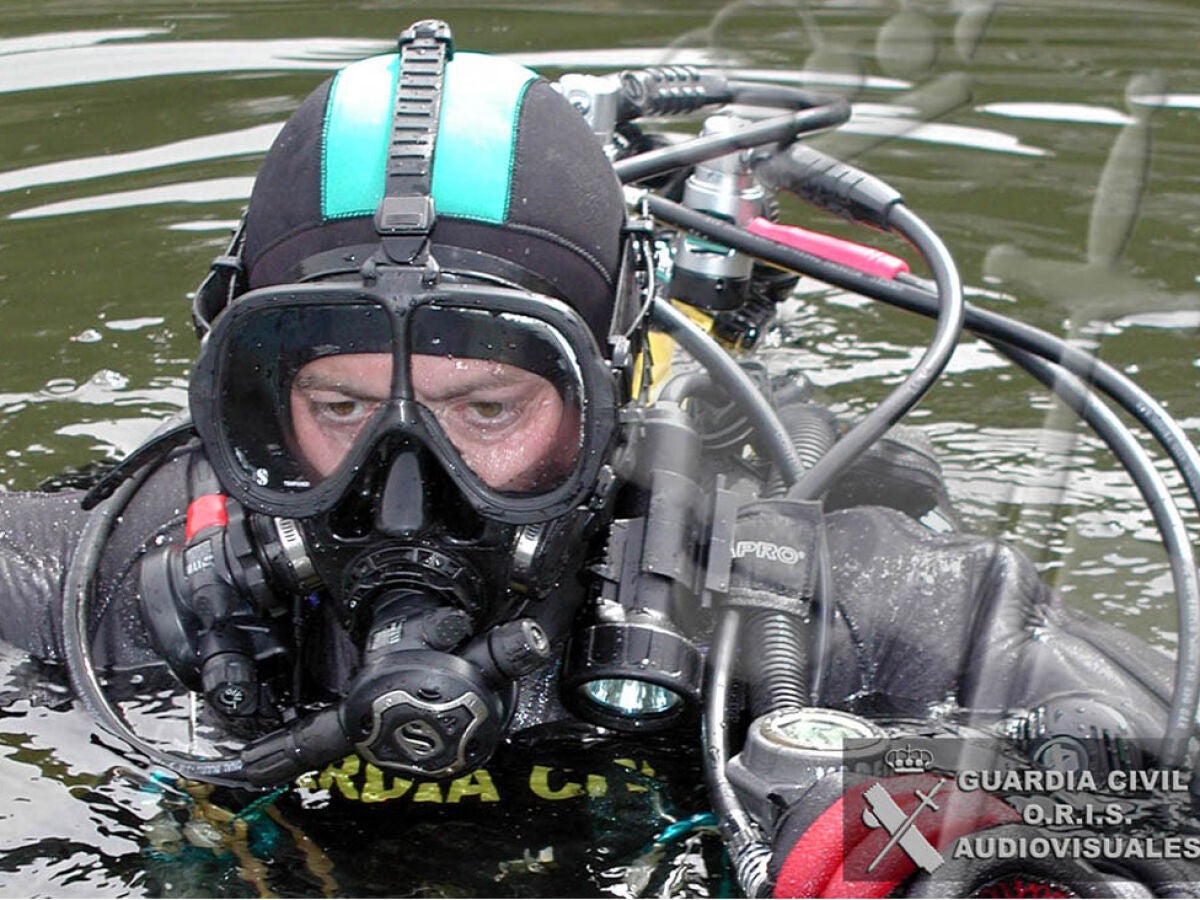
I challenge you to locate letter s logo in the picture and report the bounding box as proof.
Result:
[395,720,444,760]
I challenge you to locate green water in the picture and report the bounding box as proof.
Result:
[0,0,1198,895]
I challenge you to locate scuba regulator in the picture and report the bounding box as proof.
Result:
[137,450,556,782]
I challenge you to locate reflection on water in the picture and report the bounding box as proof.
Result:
[0,35,385,93]
[1,0,1199,895]
[980,101,1136,125]
[0,124,281,195]
[10,177,257,220]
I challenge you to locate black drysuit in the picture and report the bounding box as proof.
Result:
[0,444,1176,744]
[0,437,1187,896]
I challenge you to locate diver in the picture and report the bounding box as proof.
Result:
[0,18,1197,898]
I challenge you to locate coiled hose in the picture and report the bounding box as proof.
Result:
[762,397,838,495]
[745,611,810,715]
[746,400,837,716]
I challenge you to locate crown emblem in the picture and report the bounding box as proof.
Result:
[885,744,935,774]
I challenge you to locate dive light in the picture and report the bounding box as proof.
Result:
[561,401,706,730]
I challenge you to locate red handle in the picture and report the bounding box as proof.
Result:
[747,216,910,280]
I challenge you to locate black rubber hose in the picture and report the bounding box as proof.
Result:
[755,404,837,712]
[656,370,721,405]
[704,609,773,897]
[645,191,1200,529]
[728,80,833,110]
[672,192,960,896]
[644,195,966,502]
[613,100,850,184]
[744,610,809,716]
[898,271,1200,526]
[653,186,1200,520]
[62,457,256,787]
[762,402,837,496]
[793,203,964,500]
[780,406,837,471]
[650,298,805,485]
[658,369,825,720]
[649,190,1200,774]
[987,339,1200,768]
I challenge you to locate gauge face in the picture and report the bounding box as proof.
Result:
[759,708,887,752]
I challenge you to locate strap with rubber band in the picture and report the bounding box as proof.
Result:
[374,19,453,263]
[191,216,247,335]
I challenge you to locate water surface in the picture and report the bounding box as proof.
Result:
[1,1,1198,895]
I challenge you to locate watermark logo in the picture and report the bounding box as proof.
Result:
[861,779,947,874]
[845,737,1200,885]
[884,744,935,775]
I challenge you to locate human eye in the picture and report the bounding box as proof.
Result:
[306,391,381,428]
[461,398,522,428]
[430,384,541,441]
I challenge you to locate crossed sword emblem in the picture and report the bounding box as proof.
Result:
[861,778,947,874]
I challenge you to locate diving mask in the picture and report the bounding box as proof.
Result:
[190,266,621,525]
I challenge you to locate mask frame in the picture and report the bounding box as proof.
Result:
[190,268,623,525]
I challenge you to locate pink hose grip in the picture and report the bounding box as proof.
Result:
[746,216,910,280]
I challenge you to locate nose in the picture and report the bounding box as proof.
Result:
[375,447,428,536]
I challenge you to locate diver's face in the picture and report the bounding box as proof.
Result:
[289,353,580,491]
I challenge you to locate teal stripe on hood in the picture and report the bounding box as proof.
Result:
[321,51,537,225]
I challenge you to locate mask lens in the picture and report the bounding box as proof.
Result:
[215,301,392,495]
[210,297,589,508]
[409,305,585,495]
[289,352,393,480]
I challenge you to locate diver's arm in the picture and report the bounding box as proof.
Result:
[816,504,1173,735]
[961,536,1175,740]
[0,491,89,662]
[0,456,188,668]
[84,453,189,670]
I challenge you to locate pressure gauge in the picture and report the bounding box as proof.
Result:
[726,708,889,825]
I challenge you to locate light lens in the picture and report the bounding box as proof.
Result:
[580,678,682,717]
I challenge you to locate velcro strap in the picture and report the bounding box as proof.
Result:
[725,498,823,616]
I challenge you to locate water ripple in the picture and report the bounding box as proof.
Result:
[0,124,281,194]
[0,37,388,94]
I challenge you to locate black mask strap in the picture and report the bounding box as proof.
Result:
[81,418,199,510]
[190,217,247,337]
[374,19,454,265]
